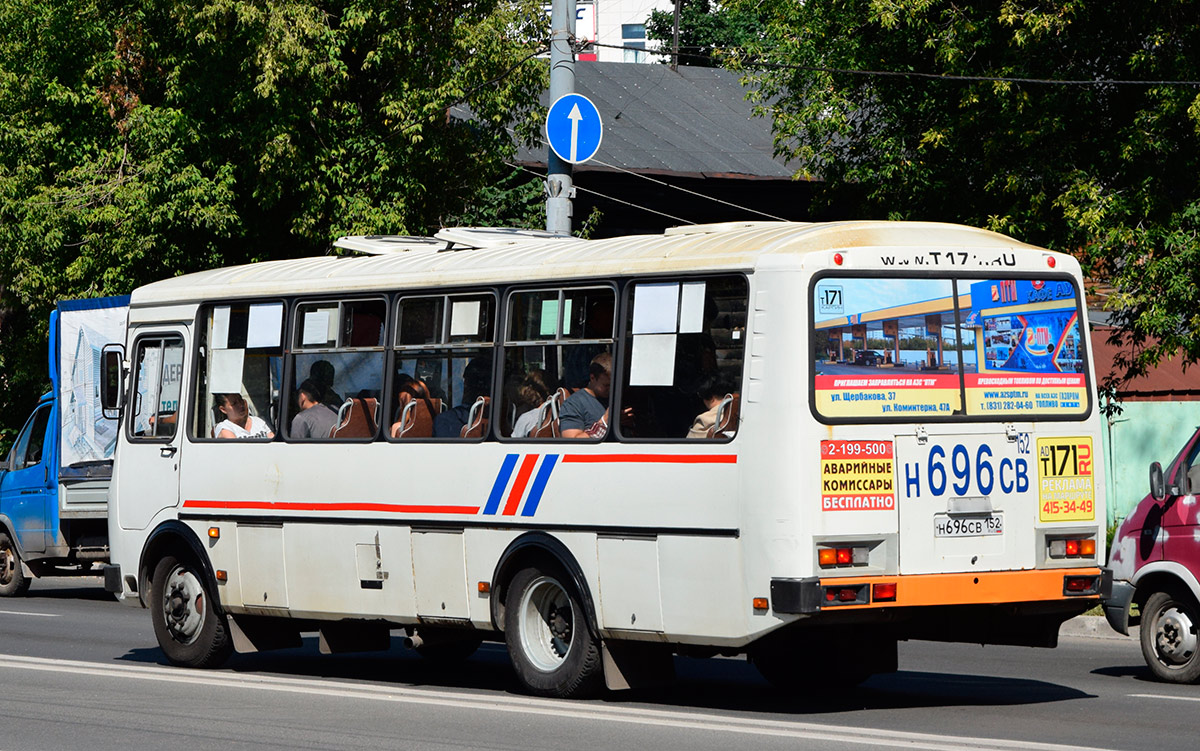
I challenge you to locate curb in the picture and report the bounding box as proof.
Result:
[1059,615,1136,640]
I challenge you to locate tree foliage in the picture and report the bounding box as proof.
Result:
[728,0,1200,392]
[0,0,548,441]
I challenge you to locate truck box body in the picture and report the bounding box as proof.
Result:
[0,296,129,588]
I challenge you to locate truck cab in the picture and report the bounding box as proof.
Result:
[1106,425,1200,682]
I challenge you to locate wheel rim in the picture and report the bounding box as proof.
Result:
[162,564,206,645]
[1154,604,1198,667]
[0,541,14,587]
[517,575,575,672]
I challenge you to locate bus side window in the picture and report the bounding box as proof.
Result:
[390,292,495,441]
[618,276,748,440]
[132,336,185,440]
[192,302,284,441]
[287,298,387,440]
[501,286,614,439]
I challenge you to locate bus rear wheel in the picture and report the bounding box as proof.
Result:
[1141,590,1200,683]
[150,554,232,668]
[504,564,602,698]
[0,532,30,597]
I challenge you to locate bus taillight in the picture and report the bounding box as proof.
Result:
[818,545,869,568]
[1048,536,1096,559]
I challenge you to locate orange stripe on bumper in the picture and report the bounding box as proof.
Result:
[819,567,1103,608]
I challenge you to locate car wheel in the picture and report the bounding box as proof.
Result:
[150,554,232,668]
[504,563,603,698]
[1141,590,1200,683]
[0,532,30,597]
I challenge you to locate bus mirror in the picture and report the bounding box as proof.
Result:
[1150,462,1166,501]
[100,344,126,415]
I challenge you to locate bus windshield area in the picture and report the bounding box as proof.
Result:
[811,275,1088,421]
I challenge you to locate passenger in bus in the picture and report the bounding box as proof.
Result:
[510,369,550,438]
[686,373,734,439]
[309,359,343,409]
[433,356,493,438]
[213,393,274,439]
[290,379,338,439]
[388,374,422,437]
[560,352,631,439]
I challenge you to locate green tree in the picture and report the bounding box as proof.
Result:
[728,0,1200,391]
[646,0,763,67]
[0,0,548,441]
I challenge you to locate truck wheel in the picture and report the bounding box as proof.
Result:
[1141,590,1200,683]
[0,532,30,597]
[504,564,602,698]
[150,554,232,668]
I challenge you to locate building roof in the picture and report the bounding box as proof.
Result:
[1090,324,1200,401]
[129,221,1051,307]
[513,62,795,179]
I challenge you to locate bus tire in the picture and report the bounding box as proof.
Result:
[0,532,30,597]
[504,564,603,698]
[150,554,232,668]
[1141,589,1200,683]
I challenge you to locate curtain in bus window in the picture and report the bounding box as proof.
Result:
[960,279,1088,416]
[811,277,963,419]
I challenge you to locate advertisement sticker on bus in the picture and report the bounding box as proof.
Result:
[811,275,1089,421]
[1036,436,1095,522]
[821,440,895,511]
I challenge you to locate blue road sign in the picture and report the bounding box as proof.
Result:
[546,93,603,165]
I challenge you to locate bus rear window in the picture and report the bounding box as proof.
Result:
[811,275,1089,422]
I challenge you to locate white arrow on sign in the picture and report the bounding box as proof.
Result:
[568,104,583,163]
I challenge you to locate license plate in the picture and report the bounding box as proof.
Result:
[933,513,1004,537]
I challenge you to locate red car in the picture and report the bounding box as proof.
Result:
[1105,426,1200,682]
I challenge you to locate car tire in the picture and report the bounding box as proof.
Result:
[504,563,603,698]
[1141,589,1200,683]
[150,554,233,668]
[0,532,30,597]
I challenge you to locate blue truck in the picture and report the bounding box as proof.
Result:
[0,296,129,595]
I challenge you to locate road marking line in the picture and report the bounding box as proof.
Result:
[0,653,1113,751]
[0,610,59,617]
[1128,693,1200,703]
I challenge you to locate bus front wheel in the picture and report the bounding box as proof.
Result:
[0,532,30,597]
[150,554,232,668]
[504,564,603,698]
[1141,590,1200,683]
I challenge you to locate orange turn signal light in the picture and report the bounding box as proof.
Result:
[208,527,220,540]
[1080,539,1096,556]
[477,581,490,594]
[215,570,227,582]
[752,597,769,610]
[818,548,837,566]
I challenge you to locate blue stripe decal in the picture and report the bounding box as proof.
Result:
[483,454,520,515]
[521,454,558,517]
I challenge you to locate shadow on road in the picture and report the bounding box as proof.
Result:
[24,580,113,602]
[115,637,1094,715]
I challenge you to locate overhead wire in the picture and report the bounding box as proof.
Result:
[506,162,694,225]
[505,126,789,223]
[584,41,1200,87]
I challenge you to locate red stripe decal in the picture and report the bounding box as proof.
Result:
[182,500,479,515]
[503,454,540,515]
[560,454,737,464]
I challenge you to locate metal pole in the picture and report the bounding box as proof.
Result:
[546,0,576,235]
[671,0,681,71]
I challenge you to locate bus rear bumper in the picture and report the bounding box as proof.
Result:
[771,567,1110,615]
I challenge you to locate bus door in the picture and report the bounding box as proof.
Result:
[118,330,187,531]
[894,430,1037,575]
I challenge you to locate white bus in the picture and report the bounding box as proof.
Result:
[101,221,1108,697]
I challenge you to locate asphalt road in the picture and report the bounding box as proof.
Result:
[0,578,1191,751]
